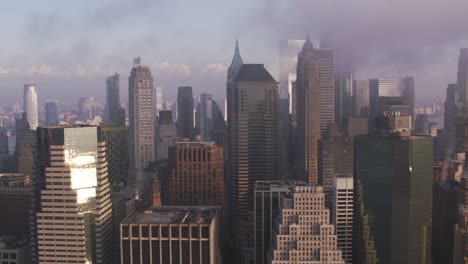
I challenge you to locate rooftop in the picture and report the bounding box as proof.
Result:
[0,236,29,249]
[0,174,30,187]
[176,141,217,148]
[234,64,276,83]
[122,206,220,225]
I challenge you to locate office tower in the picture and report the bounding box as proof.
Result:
[268,185,344,263]
[35,125,113,264]
[98,124,129,186]
[227,63,279,251]
[78,97,96,121]
[45,100,59,125]
[211,104,227,148]
[401,76,415,121]
[378,96,411,117]
[457,48,468,106]
[177,86,194,139]
[332,175,354,264]
[111,187,135,263]
[195,93,214,140]
[369,79,399,130]
[279,39,306,113]
[277,98,290,178]
[353,80,370,117]
[318,135,353,208]
[167,141,224,206]
[317,48,335,133]
[128,58,155,170]
[0,174,32,238]
[106,73,120,124]
[156,110,177,161]
[415,114,430,135]
[254,181,295,264]
[334,56,354,130]
[23,84,38,130]
[445,84,458,130]
[296,37,320,183]
[0,236,31,264]
[120,206,222,264]
[14,113,35,177]
[354,133,433,264]
[114,107,126,127]
[155,87,163,116]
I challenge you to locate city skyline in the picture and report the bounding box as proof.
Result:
[1,1,468,104]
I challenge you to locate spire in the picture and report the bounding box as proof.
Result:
[303,34,314,50]
[230,39,243,69]
[235,37,240,54]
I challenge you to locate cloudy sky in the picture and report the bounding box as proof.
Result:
[0,0,467,106]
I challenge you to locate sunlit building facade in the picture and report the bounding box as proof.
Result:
[23,84,38,130]
[35,126,113,264]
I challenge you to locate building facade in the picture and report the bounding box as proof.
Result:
[156,111,177,161]
[128,58,155,170]
[167,141,224,206]
[78,97,96,121]
[120,206,221,264]
[106,73,120,124]
[35,126,114,264]
[177,86,194,139]
[98,125,129,186]
[332,175,354,264]
[45,101,59,125]
[23,84,38,130]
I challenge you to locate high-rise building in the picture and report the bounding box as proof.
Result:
[156,110,177,161]
[401,76,415,121]
[354,133,433,264]
[155,87,163,117]
[296,37,320,183]
[14,113,35,177]
[177,86,194,139]
[277,98,290,178]
[167,141,224,206]
[120,206,222,264]
[445,84,458,131]
[332,174,354,264]
[78,97,96,121]
[318,136,353,207]
[106,73,120,124]
[0,174,32,238]
[44,100,59,125]
[279,39,306,113]
[268,185,344,263]
[23,84,38,130]
[317,48,335,133]
[227,60,279,254]
[369,79,399,131]
[253,181,295,264]
[195,93,214,140]
[128,58,155,170]
[35,125,114,264]
[457,48,468,106]
[98,124,129,186]
[353,80,370,117]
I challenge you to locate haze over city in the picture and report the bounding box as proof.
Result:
[1,0,468,103]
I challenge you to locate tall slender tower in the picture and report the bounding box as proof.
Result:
[195,92,214,140]
[401,76,415,122]
[128,58,155,170]
[106,73,120,124]
[177,86,194,139]
[23,84,38,130]
[35,126,114,264]
[45,100,59,125]
[457,48,468,106]
[296,37,320,183]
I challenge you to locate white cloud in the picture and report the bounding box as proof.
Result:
[203,63,227,74]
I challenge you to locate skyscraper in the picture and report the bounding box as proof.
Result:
[106,73,120,124]
[128,58,155,170]
[23,84,38,130]
[457,48,468,106]
[296,37,320,183]
[353,80,370,117]
[401,76,415,122]
[332,174,354,264]
[44,100,59,125]
[177,86,194,139]
[155,110,177,161]
[445,84,457,131]
[317,48,335,133]
[369,79,400,131]
[98,124,129,186]
[354,133,433,264]
[78,97,96,121]
[195,93,214,140]
[227,61,279,253]
[167,141,224,206]
[155,86,163,116]
[279,39,306,112]
[35,125,114,264]
[268,185,344,263]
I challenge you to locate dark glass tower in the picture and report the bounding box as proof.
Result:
[106,73,120,125]
[177,86,194,139]
[354,134,433,264]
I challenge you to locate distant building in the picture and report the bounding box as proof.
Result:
[457,48,468,106]
[78,97,96,121]
[0,236,31,264]
[353,80,369,117]
[98,125,129,186]
[177,86,194,139]
[332,175,354,264]
[444,84,457,131]
[156,111,177,161]
[155,87,163,117]
[368,79,399,131]
[415,114,430,135]
[0,174,32,238]
[120,206,222,264]
[35,126,114,264]
[128,58,155,170]
[268,185,344,263]
[354,133,433,263]
[106,73,121,125]
[401,76,415,122]
[167,141,224,206]
[44,101,59,125]
[13,113,35,177]
[23,84,38,130]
